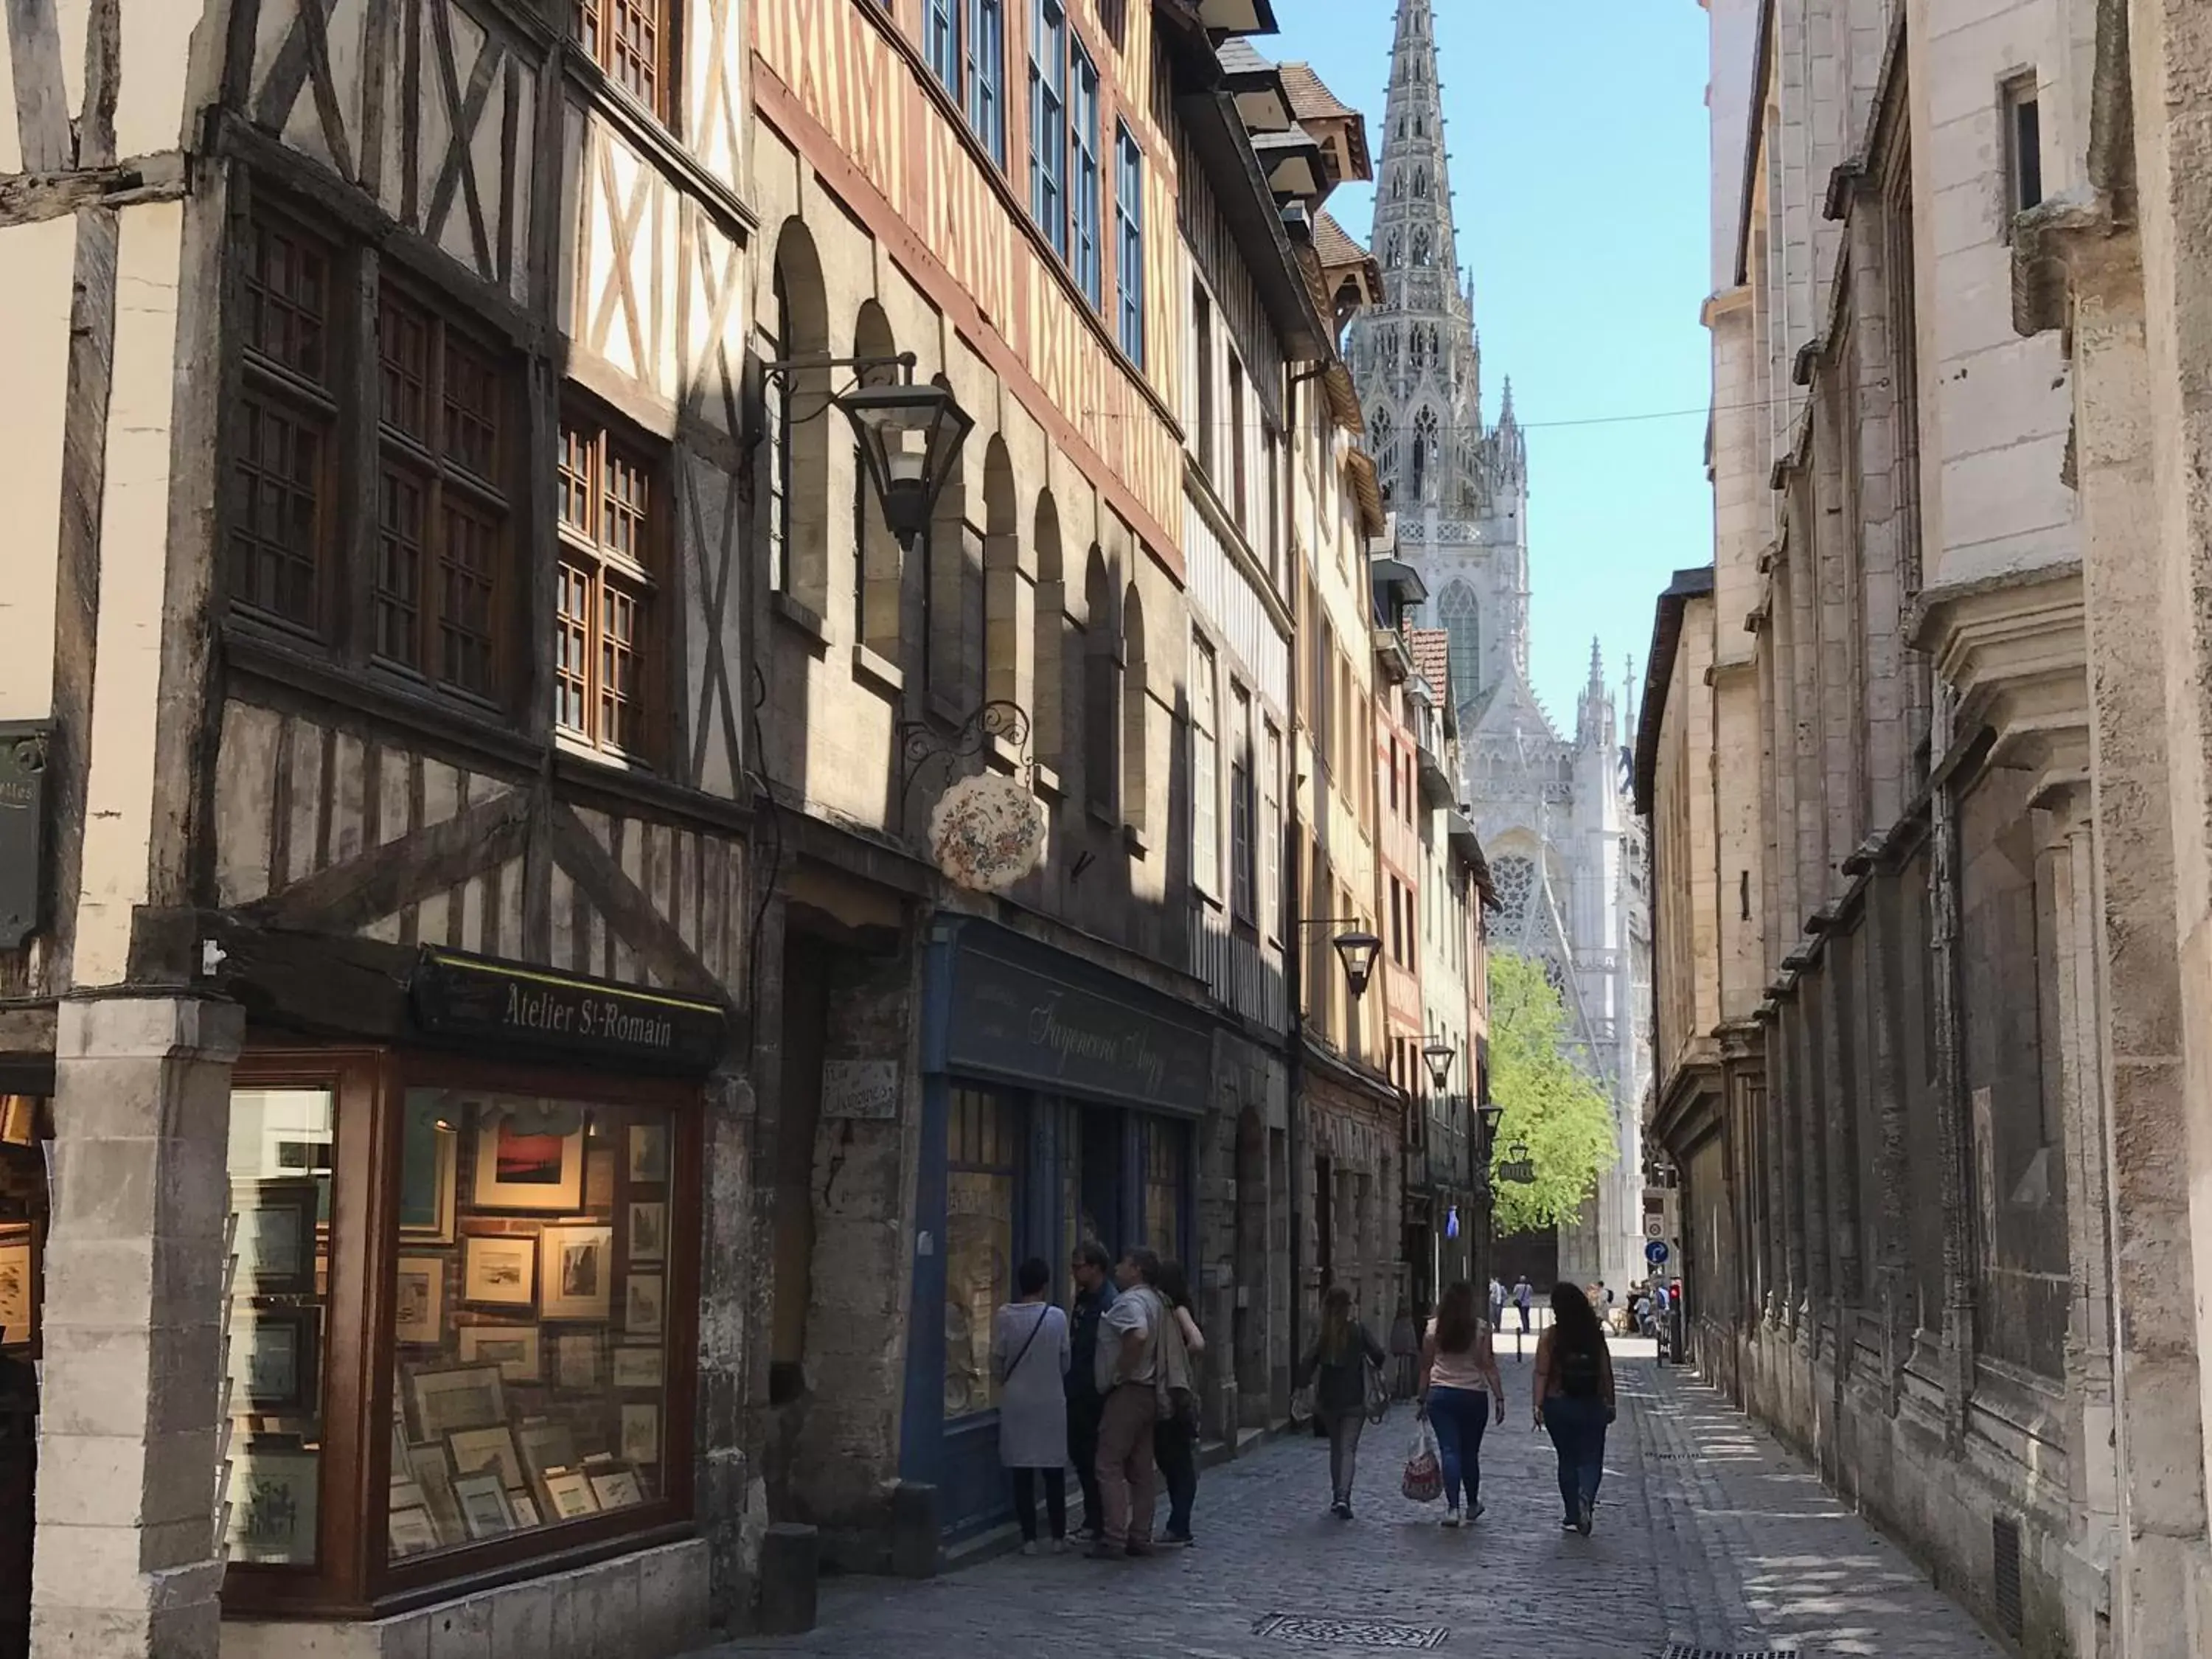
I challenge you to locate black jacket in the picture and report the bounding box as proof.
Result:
[1067,1280,1117,1400]
[1297,1321,1385,1416]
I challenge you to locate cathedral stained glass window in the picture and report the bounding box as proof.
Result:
[1439,581,1479,703]
[1489,854,1536,942]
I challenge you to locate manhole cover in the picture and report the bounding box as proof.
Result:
[1253,1615,1450,1649]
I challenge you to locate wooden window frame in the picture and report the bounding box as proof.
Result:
[1114,122,1144,364]
[1228,682,1255,926]
[556,406,666,764]
[575,0,677,125]
[218,1047,703,1622]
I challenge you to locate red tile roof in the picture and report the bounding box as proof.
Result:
[1409,629,1452,698]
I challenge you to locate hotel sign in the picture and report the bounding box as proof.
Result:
[410,950,728,1074]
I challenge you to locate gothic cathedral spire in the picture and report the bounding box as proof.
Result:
[1350,0,1532,707]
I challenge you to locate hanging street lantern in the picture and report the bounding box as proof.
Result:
[1421,1035,1456,1091]
[837,378,974,550]
[1331,930,1382,998]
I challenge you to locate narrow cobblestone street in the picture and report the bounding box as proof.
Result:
[720,1355,2003,1659]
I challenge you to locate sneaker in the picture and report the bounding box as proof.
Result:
[1331,1500,1352,1520]
[1050,1537,1069,1554]
[1561,1516,1579,1531]
[1020,1540,1040,1557]
[1159,1532,1193,1549]
[1576,1495,1594,1537]
[1471,1500,1486,1522]
[1440,1509,1461,1528]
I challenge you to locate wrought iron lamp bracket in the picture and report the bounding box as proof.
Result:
[895,700,1034,835]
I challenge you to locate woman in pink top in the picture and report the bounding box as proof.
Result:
[1416,1281,1505,1526]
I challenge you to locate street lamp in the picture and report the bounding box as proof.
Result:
[1476,1101,1504,1156]
[1421,1035,1456,1092]
[760,351,974,552]
[1330,930,1382,998]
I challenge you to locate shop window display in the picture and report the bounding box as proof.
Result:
[1143,1121,1187,1262]
[943,1089,1017,1420]
[386,1089,677,1561]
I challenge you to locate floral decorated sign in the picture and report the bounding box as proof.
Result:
[928,773,1046,893]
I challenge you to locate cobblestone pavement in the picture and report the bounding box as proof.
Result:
[720,1354,2006,1659]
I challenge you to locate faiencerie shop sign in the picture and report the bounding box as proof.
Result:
[410,950,727,1074]
[943,928,1211,1116]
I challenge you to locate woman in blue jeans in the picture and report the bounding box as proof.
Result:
[1416,1281,1504,1527]
[1534,1281,1617,1534]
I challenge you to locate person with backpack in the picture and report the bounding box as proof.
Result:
[1416,1281,1505,1528]
[1297,1285,1387,1519]
[1148,1258,1207,1548]
[992,1256,1072,1554]
[1534,1281,1617,1535]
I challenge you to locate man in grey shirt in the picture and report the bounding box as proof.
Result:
[1091,1247,1162,1557]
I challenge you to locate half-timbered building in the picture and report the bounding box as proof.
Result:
[0,0,757,1653]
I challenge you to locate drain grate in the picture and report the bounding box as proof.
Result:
[1992,1514,2025,1638]
[1660,1648,1801,1659]
[1253,1615,1450,1649]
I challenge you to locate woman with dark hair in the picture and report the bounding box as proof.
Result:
[1297,1284,1386,1517]
[1416,1281,1504,1527]
[1534,1279,1617,1535]
[1147,1257,1208,1546]
[992,1256,1071,1554]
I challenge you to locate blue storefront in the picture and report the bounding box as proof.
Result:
[899,917,1212,1540]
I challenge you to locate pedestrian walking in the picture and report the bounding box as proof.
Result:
[1512,1275,1534,1335]
[1534,1281,1617,1536]
[1091,1246,1165,1558]
[1150,1258,1207,1548]
[1487,1276,1506,1330]
[992,1257,1071,1554]
[1296,1285,1386,1519]
[1388,1301,1420,1399]
[1065,1242,1118,1540]
[1416,1281,1505,1528]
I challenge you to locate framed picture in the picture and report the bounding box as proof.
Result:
[0,1225,39,1347]
[619,1403,658,1467]
[224,1448,320,1565]
[446,1425,526,1490]
[407,1363,508,1439]
[453,1471,518,1541]
[588,1466,644,1510]
[611,1345,663,1391]
[627,1123,667,1185]
[515,1419,578,1484]
[461,1236,536,1310]
[393,1256,446,1346]
[539,1225,613,1321]
[0,1093,35,1146]
[554,1333,602,1391]
[388,1477,428,1512]
[406,1441,465,1543]
[400,1097,459,1242]
[543,1470,599,1520]
[471,1107,585,1211]
[456,1324,541,1382]
[624,1274,664,1338]
[627,1201,667,1265]
[234,1307,320,1412]
[509,1489,542,1527]
[586,1149,617,1209]
[240,1180,319,1295]
[388,1503,442,1557]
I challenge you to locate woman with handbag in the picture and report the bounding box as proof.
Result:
[1297,1286,1387,1519]
[1149,1259,1207,1547]
[1416,1280,1505,1528]
[992,1256,1071,1554]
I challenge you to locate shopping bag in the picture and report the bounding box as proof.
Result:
[1362,1357,1391,1425]
[1401,1419,1444,1503]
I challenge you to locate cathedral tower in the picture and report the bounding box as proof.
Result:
[1349,0,1531,709]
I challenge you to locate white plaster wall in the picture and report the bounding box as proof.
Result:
[0,218,77,722]
[72,202,184,988]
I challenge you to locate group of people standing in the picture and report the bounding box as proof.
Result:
[991,1242,1206,1558]
[990,1251,1621,1554]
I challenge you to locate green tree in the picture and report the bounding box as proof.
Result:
[1485,950,1618,1235]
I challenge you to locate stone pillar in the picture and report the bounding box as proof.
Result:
[32,995,242,1659]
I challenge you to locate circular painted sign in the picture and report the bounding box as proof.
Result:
[929,772,1046,893]
[1645,1240,1670,1266]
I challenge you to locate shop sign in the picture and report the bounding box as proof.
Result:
[0,724,49,949]
[410,950,728,1074]
[928,773,1045,893]
[823,1060,899,1120]
[943,925,1211,1115]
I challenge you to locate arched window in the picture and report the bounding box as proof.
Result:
[1413,167,1428,198]
[852,302,903,661]
[1412,406,1439,503]
[1385,232,1402,269]
[1032,494,1066,767]
[1489,854,1537,942]
[1439,580,1480,704]
[1412,229,1430,268]
[1415,114,1425,136]
[979,437,1018,711]
[1410,330,1427,371]
[1391,173,1405,201]
[1121,582,1147,829]
[1369,408,1396,499]
[768,220,830,615]
[1083,546,1118,818]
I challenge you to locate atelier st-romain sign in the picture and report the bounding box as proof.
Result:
[410,949,728,1074]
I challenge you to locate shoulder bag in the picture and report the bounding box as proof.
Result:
[997,1305,1051,1385]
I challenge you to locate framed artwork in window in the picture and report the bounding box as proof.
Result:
[406,1363,508,1439]
[624,1273,664,1338]
[539,1225,613,1321]
[393,1256,446,1345]
[235,1307,321,1413]
[398,1099,459,1242]
[471,1109,585,1211]
[628,1200,666,1264]
[240,1180,320,1295]
[404,1441,465,1544]
[0,1224,38,1347]
[453,1471,517,1540]
[588,1465,644,1510]
[543,1470,599,1519]
[461,1235,535,1309]
[387,1505,440,1557]
[627,1123,667,1184]
[445,1425,526,1490]
[555,1332,603,1391]
[611,1345,662,1390]
[456,1323,541,1382]
[226,1447,321,1565]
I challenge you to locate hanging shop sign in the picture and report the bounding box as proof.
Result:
[409,950,728,1074]
[929,772,1046,893]
[0,724,49,950]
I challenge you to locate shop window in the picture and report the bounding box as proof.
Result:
[1141,1120,1188,1262]
[219,1055,697,1615]
[945,1089,1020,1419]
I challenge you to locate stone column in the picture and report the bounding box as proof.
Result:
[1926,684,1978,1450]
[1863,868,1913,1401]
[32,995,242,1659]
[1775,997,1806,1329]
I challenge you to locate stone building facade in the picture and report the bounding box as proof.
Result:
[1642,0,2212,1652]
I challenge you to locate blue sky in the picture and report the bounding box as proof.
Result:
[1267,0,1715,730]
